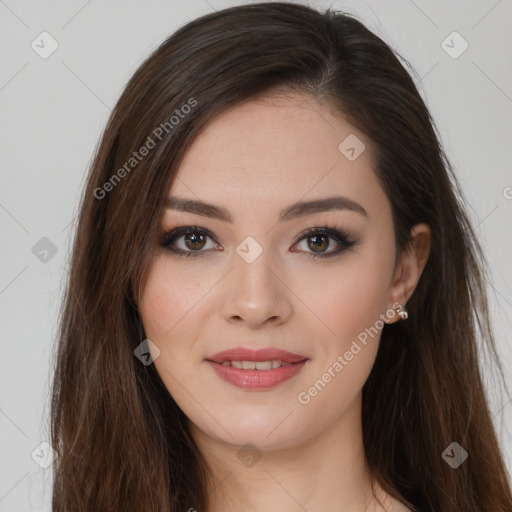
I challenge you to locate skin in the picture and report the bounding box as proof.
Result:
[138,92,431,512]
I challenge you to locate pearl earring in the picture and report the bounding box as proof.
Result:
[395,303,408,320]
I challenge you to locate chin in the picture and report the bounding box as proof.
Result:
[201,411,309,452]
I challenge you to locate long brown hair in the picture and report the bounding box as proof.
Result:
[50,2,512,510]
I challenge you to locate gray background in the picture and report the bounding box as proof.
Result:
[1,0,511,509]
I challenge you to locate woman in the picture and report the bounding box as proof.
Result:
[50,2,512,511]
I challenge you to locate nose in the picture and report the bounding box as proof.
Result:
[219,248,293,329]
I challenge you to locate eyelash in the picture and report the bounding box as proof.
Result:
[160,224,357,260]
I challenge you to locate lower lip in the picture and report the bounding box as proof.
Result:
[206,360,308,390]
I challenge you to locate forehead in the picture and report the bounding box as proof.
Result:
[168,93,388,222]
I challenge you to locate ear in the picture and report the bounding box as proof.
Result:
[385,223,431,324]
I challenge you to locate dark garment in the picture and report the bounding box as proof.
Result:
[412,505,432,512]
[410,492,434,512]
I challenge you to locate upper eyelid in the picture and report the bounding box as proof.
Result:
[162,224,348,238]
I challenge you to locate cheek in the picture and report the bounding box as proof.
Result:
[302,255,391,348]
[139,255,210,339]
[297,247,393,396]
[138,257,210,406]
[295,267,389,417]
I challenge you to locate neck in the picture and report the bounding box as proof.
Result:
[189,392,407,512]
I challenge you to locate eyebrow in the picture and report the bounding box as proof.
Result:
[165,195,368,222]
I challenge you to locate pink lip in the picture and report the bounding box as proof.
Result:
[205,347,309,390]
[207,347,307,364]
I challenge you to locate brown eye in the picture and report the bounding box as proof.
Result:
[292,226,357,259]
[161,226,220,257]
[307,234,329,253]
[183,232,207,251]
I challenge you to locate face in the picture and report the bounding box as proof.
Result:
[139,92,401,451]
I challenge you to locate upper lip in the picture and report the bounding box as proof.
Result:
[207,347,308,364]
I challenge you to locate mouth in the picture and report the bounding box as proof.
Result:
[208,359,305,369]
[206,346,308,364]
[205,347,309,390]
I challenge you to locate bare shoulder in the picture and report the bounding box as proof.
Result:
[376,489,415,512]
[392,501,413,512]
[389,502,413,512]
